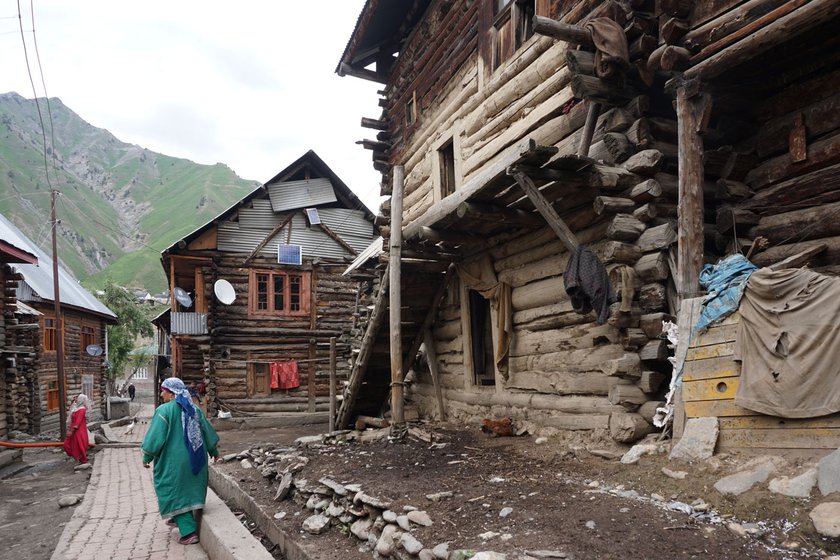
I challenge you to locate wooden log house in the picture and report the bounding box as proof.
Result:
[0,213,116,434]
[336,0,840,450]
[158,151,376,416]
[0,233,38,440]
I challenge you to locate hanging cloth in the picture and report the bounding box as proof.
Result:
[564,245,616,324]
[456,255,512,365]
[735,267,840,418]
[270,361,300,390]
[583,18,630,80]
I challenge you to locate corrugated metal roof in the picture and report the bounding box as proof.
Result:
[344,237,384,275]
[239,198,285,230]
[0,213,116,319]
[218,209,374,261]
[268,178,337,212]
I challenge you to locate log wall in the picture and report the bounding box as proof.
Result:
[182,255,372,415]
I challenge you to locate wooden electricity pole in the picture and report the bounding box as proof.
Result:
[389,165,405,432]
[51,189,68,438]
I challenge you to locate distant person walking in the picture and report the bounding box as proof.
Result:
[141,377,220,545]
[63,394,90,464]
[127,383,136,401]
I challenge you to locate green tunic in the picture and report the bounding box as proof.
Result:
[141,400,220,518]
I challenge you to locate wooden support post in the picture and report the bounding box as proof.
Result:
[308,338,316,413]
[509,168,580,254]
[676,85,711,300]
[423,329,447,421]
[578,102,602,157]
[329,337,336,433]
[389,165,405,432]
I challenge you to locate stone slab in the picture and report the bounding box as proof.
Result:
[669,417,718,462]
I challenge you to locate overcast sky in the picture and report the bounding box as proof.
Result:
[0,1,384,212]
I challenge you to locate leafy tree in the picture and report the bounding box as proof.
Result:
[100,279,154,394]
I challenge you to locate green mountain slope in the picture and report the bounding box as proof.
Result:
[0,92,258,292]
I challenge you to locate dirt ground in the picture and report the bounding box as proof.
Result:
[215,422,833,560]
[0,446,89,560]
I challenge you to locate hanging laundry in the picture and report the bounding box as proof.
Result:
[736,267,840,418]
[270,361,300,390]
[694,253,757,333]
[564,245,616,324]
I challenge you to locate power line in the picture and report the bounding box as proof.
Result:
[56,194,161,252]
[14,0,51,192]
[28,0,58,177]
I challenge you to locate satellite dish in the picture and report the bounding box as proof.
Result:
[214,279,236,305]
[173,287,193,308]
[86,344,103,357]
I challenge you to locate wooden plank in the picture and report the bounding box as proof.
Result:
[684,399,758,418]
[510,169,580,253]
[390,166,405,428]
[689,324,737,348]
[720,414,840,430]
[686,341,735,361]
[682,375,740,401]
[718,427,840,450]
[683,356,740,382]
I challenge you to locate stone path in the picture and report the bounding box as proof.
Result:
[50,404,208,560]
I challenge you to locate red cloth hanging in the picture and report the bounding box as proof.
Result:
[270,361,300,390]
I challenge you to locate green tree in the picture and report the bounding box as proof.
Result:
[100,279,154,393]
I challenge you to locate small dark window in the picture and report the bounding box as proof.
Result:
[406,92,417,125]
[492,0,535,70]
[469,290,495,386]
[439,140,456,198]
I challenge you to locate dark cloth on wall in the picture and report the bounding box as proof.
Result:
[564,245,616,324]
[270,362,300,390]
[735,267,840,418]
[583,18,630,80]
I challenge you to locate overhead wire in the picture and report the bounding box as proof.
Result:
[28,0,59,177]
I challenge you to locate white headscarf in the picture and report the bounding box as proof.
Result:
[67,393,90,424]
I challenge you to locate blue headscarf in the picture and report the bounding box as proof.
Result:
[161,377,206,475]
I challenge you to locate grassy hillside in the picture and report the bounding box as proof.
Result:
[0,92,258,292]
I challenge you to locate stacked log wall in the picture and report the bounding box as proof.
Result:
[34,307,107,433]
[204,256,371,412]
[392,1,686,441]
[5,316,39,435]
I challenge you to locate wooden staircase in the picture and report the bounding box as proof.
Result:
[337,264,449,427]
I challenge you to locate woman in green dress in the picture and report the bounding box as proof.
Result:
[141,377,220,545]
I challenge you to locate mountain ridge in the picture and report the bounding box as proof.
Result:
[0,91,259,292]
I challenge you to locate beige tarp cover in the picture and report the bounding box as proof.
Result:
[456,255,512,365]
[735,267,840,418]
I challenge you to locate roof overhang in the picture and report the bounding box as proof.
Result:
[0,239,38,264]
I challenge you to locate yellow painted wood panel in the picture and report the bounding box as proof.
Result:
[718,428,840,450]
[686,341,735,361]
[719,414,840,430]
[682,376,740,401]
[684,399,758,418]
[683,356,740,382]
[689,324,737,348]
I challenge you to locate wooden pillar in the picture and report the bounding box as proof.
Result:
[423,329,446,421]
[389,165,405,431]
[675,85,711,300]
[577,101,602,157]
[329,337,336,433]
[308,338,316,413]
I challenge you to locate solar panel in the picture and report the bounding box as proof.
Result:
[277,244,302,265]
[305,208,321,225]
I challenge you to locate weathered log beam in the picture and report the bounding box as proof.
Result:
[533,16,593,46]
[361,117,389,131]
[456,201,542,227]
[509,169,580,254]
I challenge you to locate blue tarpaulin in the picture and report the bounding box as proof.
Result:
[694,254,757,333]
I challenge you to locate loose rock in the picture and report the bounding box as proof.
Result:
[811,502,840,537]
[407,510,433,527]
[432,543,450,559]
[302,514,330,535]
[400,533,424,555]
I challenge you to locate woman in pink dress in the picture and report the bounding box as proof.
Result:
[63,393,90,464]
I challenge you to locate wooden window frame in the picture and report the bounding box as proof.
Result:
[43,316,64,353]
[458,280,499,388]
[490,0,538,71]
[47,380,59,411]
[80,323,97,356]
[248,269,311,317]
[247,359,271,397]
[432,132,462,204]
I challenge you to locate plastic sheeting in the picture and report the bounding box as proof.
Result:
[694,254,757,333]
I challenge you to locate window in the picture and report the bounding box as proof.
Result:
[135,367,149,380]
[81,375,94,403]
[492,0,536,71]
[80,325,96,355]
[439,140,456,198]
[468,289,496,386]
[406,91,417,125]
[44,319,56,351]
[249,270,310,316]
[47,381,59,411]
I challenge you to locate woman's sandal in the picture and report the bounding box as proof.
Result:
[166,519,177,528]
[178,533,200,545]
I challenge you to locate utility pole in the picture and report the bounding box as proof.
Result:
[51,189,67,438]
